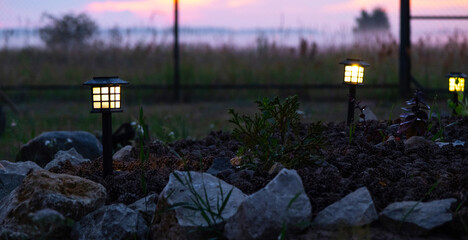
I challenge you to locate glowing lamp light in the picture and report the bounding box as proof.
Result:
[83,76,128,178]
[340,58,370,85]
[84,77,128,113]
[339,58,369,126]
[447,72,466,92]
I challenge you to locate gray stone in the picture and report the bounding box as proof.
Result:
[312,187,378,228]
[360,107,378,121]
[206,157,233,175]
[151,171,247,240]
[435,140,465,148]
[380,198,457,236]
[112,145,134,162]
[268,162,285,175]
[404,136,436,153]
[128,193,158,224]
[45,148,90,170]
[224,169,311,240]
[228,169,255,182]
[27,208,71,239]
[16,131,102,167]
[72,204,148,240]
[0,160,42,176]
[0,170,107,225]
[0,173,24,201]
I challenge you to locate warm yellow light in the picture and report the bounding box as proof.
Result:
[116,95,120,100]
[116,87,120,93]
[449,77,465,92]
[101,87,109,94]
[93,87,100,94]
[344,65,364,84]
[110,102,115,108]
[94,102,101,109]
[116,102,120,108]
[93,95,101,101]
[110,87,115,94]
[102,94,109,101]
[102,102,109,108]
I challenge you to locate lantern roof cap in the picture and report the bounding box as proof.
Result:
[83,76,129,86]
[446,72,467,78]
[339,58,370,67]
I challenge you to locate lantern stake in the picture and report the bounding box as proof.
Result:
[347,85,356,126]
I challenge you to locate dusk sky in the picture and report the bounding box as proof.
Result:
[1,0,468,36]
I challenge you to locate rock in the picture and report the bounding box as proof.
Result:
[16,131,102,167]
[435,140,465,148]
[0,163,4,171]
[404,136,436,153]
[128,193,158,224]
[151,171,247,240]
[268,162,285,175]
[0,173,24,201]
[44,148,90,170]
[112,145,134,162]
[228,169,255,182]
[0,170,106,225]
[312,187,378,228]
[0,160,42,176]
[360,107,378,121]
[386,124,399,135]
[27,208,71,239]
[206,157,233,175]
[224,169,311,240]
[72,204,148,240]
[230,156,243,167]
[380,198,457,236]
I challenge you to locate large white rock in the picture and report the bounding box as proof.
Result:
[312,187,378,228]
[380,198,456,236]
[0,170,107,225]
[112,145,134,162]
[151,171,247,240]
[224,169,311,240]
[72,204,148,240]
[0,160,42,175]
[45,148,90,170]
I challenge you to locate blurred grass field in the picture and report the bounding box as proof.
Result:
[0,33,466,160]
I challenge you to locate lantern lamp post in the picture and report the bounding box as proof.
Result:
[447,72,466,115]
[83,76,128,178]
[339,58,370,126]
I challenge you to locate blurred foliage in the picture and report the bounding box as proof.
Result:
[39,13,98,50]
[354,7,390,33]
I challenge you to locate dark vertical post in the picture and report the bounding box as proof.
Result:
[453,92,458,115]
[102,112,113,178]
[347,85,356,126]
[400,0,411,97]
[173,0,180,102]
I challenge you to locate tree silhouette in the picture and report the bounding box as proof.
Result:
[39,13,98,49]
[354,7,390,33]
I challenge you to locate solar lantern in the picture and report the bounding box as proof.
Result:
[83,76,128,177]
[447,72,466,115]
[339,58,370,126]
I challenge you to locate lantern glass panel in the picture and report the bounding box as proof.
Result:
[449,77,465,92]
[93,87,100,94]
[344,65,364,84]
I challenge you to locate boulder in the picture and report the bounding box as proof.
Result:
[151,171,247,240]
[128,193,158,224]
[0,173,24,201]
[206,157,233,175]
[0,160,42,175]
[112,145,134,162]
[312,187,378,228]
[0,170,106,225]
[72,204,148,240]
[45,148,90,170]
[360,107,378,121]
[380,198,457,236]
[27,208,71,239]
[224,169,311,240]
[16,131,102,167]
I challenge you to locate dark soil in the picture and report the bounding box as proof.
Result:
[50,117,468,235]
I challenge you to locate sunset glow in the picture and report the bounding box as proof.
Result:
[87,0,213,15]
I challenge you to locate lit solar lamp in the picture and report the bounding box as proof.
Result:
[447,72,466,115]
[83,76,128,177]
[339,58,369,125]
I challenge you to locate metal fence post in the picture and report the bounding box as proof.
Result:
[399,0,411,97]
[174,0,180,102]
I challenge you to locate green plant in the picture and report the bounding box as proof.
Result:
[228,95,324,170]
[138,107,149,195]
[400,180,440,227]
[397,89,430,138]
[448,92,468,116]
[348,123,356,143]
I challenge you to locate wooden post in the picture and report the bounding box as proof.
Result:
[173,0,180,102]
[399,0,411,97]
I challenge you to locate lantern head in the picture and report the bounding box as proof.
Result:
[339,58,370,85]
[447,72,466,92]
[83,76,128,113]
